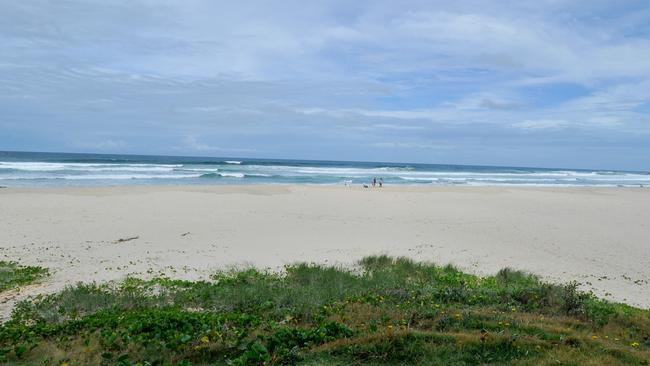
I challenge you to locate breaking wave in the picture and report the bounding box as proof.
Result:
[1,152,648,187]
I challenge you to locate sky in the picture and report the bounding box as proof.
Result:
[1,1,650,170]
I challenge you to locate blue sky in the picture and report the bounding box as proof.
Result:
[1,1,650,170]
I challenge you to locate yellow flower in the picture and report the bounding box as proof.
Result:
[201,336,210,344]
[631,342,640,347]
[592,335,599,340]
[504,322,510,326]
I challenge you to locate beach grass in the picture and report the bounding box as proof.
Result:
[1,256,649,365]
[0,262,48,293]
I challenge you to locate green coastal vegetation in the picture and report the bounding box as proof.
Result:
[0,261,48,293]
[0,256,648,365]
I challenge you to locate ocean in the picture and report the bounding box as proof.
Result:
[0,151,648,188]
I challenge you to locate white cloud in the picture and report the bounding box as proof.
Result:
[96,139,127,149]
[67,139,127,151]
[372,123,425,130]
[512,119,569,131]
[371,141,453,150]
[178,136,256,153]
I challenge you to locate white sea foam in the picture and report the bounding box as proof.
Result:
[0,162,68,171]
[0,173,201,180]
[0,162,181,172]
[1,159,648,187]
[220,172,245,178]
[177,167,220,172]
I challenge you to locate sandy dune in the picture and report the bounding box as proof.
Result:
[1,185,649,319]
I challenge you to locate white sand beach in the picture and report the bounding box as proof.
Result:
[1,185,649,319]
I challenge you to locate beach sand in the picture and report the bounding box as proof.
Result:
[1,185,649,319]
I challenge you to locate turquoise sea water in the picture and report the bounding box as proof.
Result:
[1,151,649,187]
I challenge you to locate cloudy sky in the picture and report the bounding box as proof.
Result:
[2,1,650,170]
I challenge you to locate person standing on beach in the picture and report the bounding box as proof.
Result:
[379,178,383,187]
[372,177,377,187]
